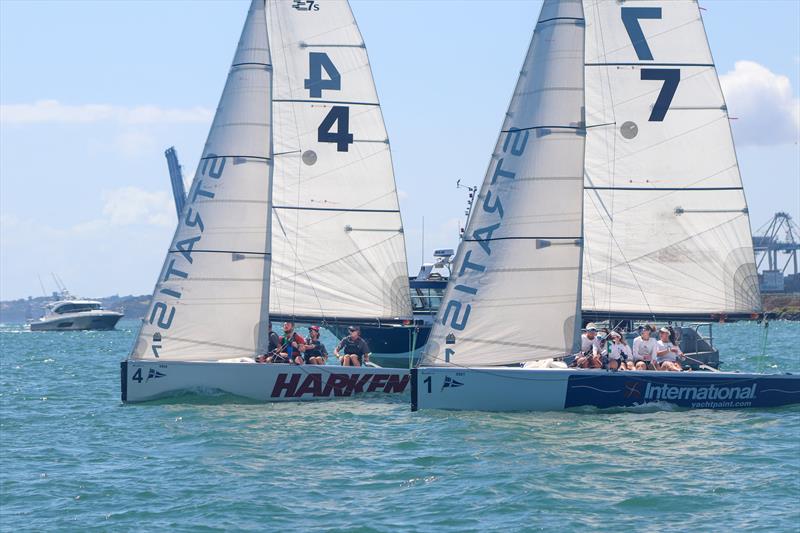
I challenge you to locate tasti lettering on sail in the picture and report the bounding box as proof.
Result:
[270,373,409,398]
[439,128,530,334]
[147,155,226,357]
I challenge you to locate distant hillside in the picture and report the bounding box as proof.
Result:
[762,293,800,321]
[2,292,798,323]
[0,294,151,323]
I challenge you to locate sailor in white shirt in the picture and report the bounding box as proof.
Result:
[631,325,658,370]
[576,323,603,368]
[656,327,684,371]
[606,331,632,371]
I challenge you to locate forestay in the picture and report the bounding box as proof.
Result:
[266,0,411,321]
[581,0,760,317]
[421,0,586,367]
[131,0,273,361]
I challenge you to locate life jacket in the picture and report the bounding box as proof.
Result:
[279,332,305,354]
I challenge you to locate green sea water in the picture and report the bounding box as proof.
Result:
[1,320,798,531]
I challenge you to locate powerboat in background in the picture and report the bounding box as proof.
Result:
[30,292,123,331]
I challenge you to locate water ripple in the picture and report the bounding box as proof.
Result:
[1,320,798,531]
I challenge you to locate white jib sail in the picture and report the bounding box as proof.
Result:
[421,0,586,367]
[131,0,272,361]
[266,0,411,321]
[581,0,760,317]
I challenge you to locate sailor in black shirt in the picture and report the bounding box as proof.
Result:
[303,325,328,365]
[335,326,370,366]
[256,321,282,363]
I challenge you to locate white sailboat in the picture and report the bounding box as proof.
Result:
[412,0,800,412]
[122,0,410,403]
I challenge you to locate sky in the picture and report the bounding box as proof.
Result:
[1,0,798,301]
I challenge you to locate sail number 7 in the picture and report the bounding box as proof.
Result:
[305,52,354,152]
[621,6,680,122]
[641,68,680,122]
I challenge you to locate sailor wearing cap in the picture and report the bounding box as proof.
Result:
[303,325,328,365]
[334,326,371,367]
[575,323,604,368]
[606,330,632,371]
[656,327,684,371]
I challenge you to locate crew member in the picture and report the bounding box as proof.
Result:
[631,325,658,370]
[256,321,281,363]
[303,326,328,365]
[267,321,306,364]
[607,330,632,371]
[656,327,684,371]
[575,323,603,369]
[335,326,370,367]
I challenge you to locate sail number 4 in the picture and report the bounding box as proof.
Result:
[305,52,354,152]
[621,7,680,122]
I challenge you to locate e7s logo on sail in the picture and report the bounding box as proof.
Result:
[292,0,320,11]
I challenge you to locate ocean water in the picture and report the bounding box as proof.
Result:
[1,320,798,532]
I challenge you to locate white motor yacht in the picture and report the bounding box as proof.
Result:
[30,293,123,331]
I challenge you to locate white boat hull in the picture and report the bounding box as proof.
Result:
[122,360,410,403]
[30,311,123,331]
[411,367,800,412]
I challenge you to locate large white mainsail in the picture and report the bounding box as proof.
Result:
[266,0,411,322]
[581,0,760,318]
[421,0,586,367]
[131,0,272,361]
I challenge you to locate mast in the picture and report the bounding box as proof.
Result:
[131,0,273,361]
[422,0,587,367]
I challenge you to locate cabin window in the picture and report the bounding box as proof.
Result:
[410,288,444,313]
[54,303,101,314]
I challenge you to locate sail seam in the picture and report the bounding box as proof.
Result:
[586,62,714,67]
[272,206,400,213]
[585,186,743,191]
[167,250,272,255]
[501,125,584,133]
[199,155,271,161]
[232,62,272,67]
[464,236,581,241]
[538,16,585,24]
[273,98,379,106]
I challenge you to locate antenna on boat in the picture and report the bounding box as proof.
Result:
[37,274,48,297]
[421,216,425,266]
[456,179,477,239]
[51,273,64,293]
